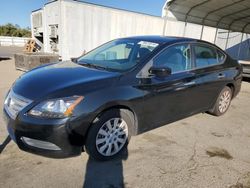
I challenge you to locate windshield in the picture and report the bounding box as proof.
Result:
[77,39,159,72]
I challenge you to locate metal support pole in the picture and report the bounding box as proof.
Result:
[162,7,169,36]
[183,22,187,37]
[214,28,218,44]
[246,34,250,60]
[225,30,230,50]
[200,25,204,40]
[237,33,244,60]
[162,17,167,36]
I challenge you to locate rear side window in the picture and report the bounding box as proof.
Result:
[194,45,225,68]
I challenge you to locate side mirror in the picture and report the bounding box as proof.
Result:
[71,57,78,63]
[149,66,171,78]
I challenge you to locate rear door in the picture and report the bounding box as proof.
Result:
[190,43,228,110]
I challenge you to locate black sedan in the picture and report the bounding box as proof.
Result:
[3,36,242,161]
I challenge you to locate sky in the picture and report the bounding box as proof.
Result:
[0,0,166,28]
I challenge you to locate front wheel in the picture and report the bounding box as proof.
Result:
[85,109,133,161]
[209,86,232,116]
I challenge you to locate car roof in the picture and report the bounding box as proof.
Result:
[121,35,205,45]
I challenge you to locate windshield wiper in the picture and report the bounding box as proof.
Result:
[78,62,109,71]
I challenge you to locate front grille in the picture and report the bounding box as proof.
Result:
[4,90,32,119]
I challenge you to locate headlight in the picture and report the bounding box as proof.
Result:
[29,96,84,118]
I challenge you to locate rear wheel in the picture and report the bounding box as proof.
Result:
[85,109,133,161]
[209,86,232,116]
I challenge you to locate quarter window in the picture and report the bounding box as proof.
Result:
[194,45,225,68]
[153,44,192,73]
[217,49,226,62]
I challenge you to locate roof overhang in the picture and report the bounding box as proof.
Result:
[163,0,250,33]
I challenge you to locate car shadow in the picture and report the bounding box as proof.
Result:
[243,77,250,82]
[83,147,128,188]
[0,57,11,61]
[0,135,11,154]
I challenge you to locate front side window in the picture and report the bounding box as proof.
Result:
[153,44,192,73]
[78,39,159,72]
[194,45,225,68]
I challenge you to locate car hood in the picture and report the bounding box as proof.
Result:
[13,61,120,100]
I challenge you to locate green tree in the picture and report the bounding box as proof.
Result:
[0,23,31,37]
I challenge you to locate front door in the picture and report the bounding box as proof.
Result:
[138,43,204,132]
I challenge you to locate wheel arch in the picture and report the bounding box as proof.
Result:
[208,82,235,115]
[87,104,139,139]
[226,83,235,98]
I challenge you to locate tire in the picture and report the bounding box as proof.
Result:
[209,86,232,116]
[85,109,133,161]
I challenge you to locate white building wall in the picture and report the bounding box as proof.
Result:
[31,10,43,38]
[201,26,217,43]
[163,18,217,43]
[43,1,61,54]
[184,23,203,39]
[163,19,186,37]
[60,0,164,60]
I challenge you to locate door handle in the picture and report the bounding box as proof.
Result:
[184,81,196,86]
[218,73,225,79]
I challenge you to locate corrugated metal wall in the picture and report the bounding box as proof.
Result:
[163,18,250,60]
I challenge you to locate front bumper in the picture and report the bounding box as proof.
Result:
[3,109,89,158]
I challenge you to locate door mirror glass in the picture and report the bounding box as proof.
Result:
[149,66,172,78]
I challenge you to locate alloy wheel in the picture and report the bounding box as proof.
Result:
[218,90,231,113]
[95,118,128,156]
